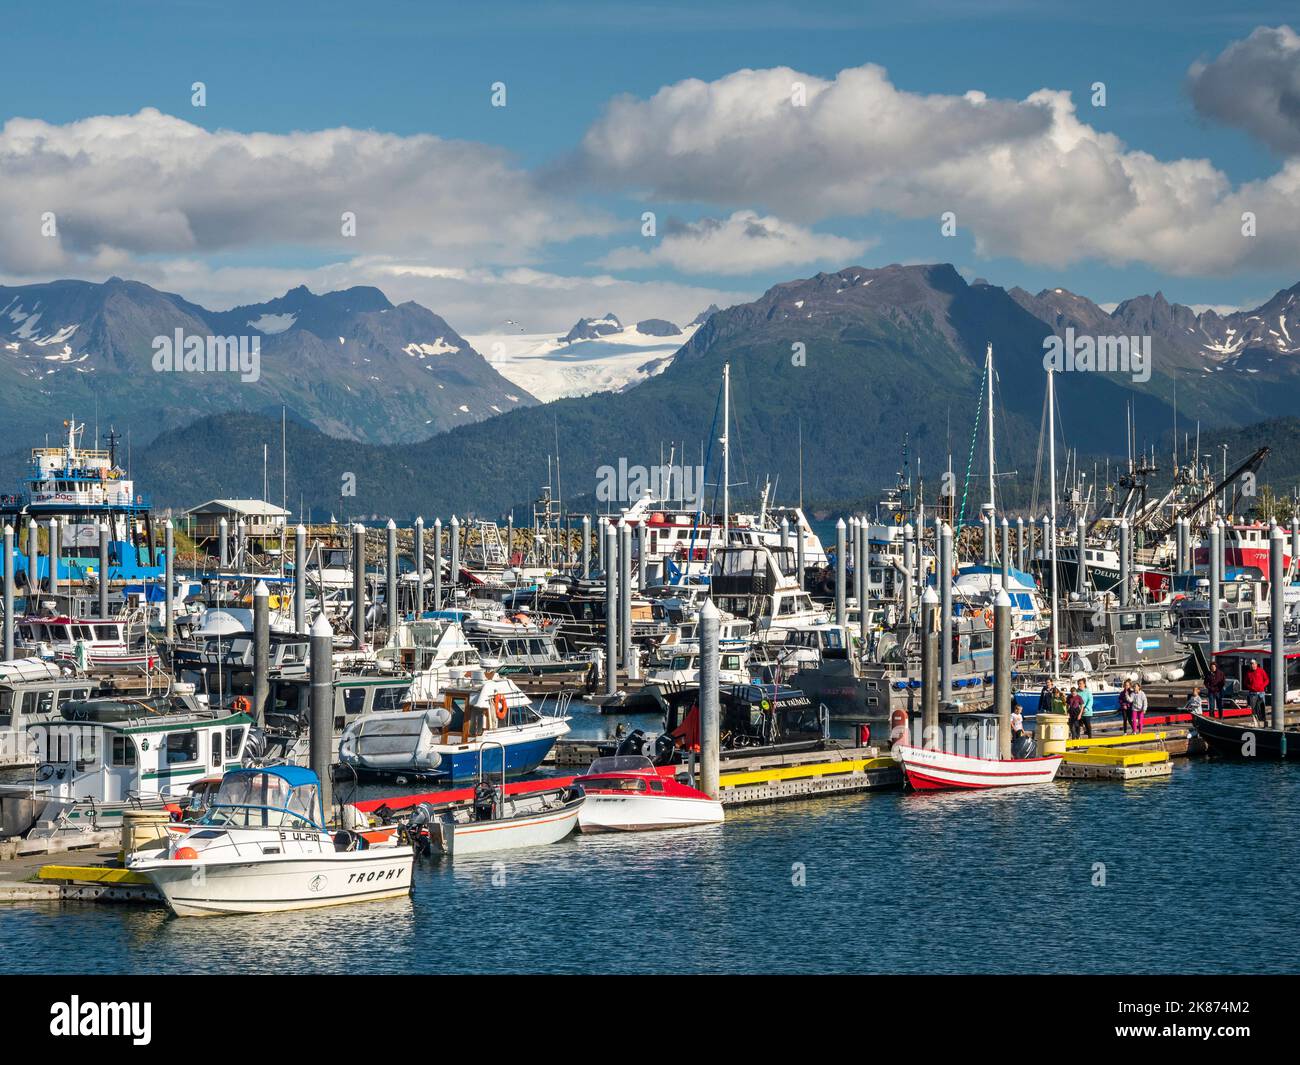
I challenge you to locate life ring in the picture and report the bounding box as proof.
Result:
[493,693,509,721]
[232,696,252,714]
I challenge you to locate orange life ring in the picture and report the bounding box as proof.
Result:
[493,693,509,722]
[232,696,252,714]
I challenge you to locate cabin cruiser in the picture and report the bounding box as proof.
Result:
[574,755,723,832]
[457,611,593,690]
[338,669,569,782]
[709,545,830,645]
[16,607,158,670]
[600,642,755,714]
[130,766,413,916]
[0,697,252,838]
[1168,569,1269,654]
[532,576,668,653]
[376,616,482,702]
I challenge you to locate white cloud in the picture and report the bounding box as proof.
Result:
[562,60,1300,276]
[1188,26,1300,155]
[598,210,872,274]
[0,108,611,276]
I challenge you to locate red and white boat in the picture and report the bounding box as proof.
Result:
[574,755,724,832]
[896,745,1062,791]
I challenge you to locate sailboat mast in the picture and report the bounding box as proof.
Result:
[986,343,996,514]
[1048,369,1059,680]
[721,362,730,546]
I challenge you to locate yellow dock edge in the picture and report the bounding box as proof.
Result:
[719,756,896,789]
[37,864,150,885]
[1067,732,1167,750]
[1063,748,1170,767]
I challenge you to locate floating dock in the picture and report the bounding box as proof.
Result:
[1058,731,1175,781]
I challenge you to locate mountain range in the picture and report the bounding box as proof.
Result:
[0,279,536,445]
[4,264,1300,519]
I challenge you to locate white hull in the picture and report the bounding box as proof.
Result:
[578,793,723,832]
[134,849,414,917]
[434,800,581,856]
[897,745,1062,791]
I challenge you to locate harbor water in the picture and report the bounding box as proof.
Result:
[3,723,1296,973]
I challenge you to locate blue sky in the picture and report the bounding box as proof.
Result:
[2,0,1299,329]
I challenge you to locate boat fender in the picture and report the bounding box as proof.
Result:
[493,693,509,721]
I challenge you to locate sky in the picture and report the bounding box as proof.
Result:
[2,0,1300,332]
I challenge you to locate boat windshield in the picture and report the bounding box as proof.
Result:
[204,771,323,830]
[586,754,654,775]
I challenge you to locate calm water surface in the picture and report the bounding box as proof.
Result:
[3,698,1297,974]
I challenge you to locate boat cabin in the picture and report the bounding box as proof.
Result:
[201,766,326,832]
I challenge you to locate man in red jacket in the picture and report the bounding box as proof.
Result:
[1243,659,1270,723]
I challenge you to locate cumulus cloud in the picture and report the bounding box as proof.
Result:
[0,108,611,276]
[1188,26,1300,155]
[561,60,1300,276]
[597,210,872,274]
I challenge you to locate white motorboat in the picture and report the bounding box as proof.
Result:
[130,766,413,916]
[406,774,583,856]
[574,755,723,832]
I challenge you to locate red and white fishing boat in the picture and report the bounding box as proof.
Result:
[574,755,724,832]
[896,745,1062,791]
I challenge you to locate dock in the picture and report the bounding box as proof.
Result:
[0,847,160,904]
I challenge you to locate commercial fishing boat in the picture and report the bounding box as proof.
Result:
[0,696,252,838]
[0,419,163,589]
[130,766,413,916]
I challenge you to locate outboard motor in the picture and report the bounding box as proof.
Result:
[1011,734,1038,760]
[652,731,677,766]
[615,729,649,758]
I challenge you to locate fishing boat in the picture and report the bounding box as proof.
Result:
[574,755,723,832]
[896,744,1063,790]
[338,669,569,782]
[129,766,413,916]
[404,765,583,856]
[0,697,252,838]
[0,658,96,768]
[1191,711,1300,761]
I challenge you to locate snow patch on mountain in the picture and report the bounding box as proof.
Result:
[466,321,698,402]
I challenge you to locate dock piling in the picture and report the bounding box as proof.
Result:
[48,519,59,596]
[413,517,425,620]
[352,523,366,650]
[386,519,398,631]
[636,521,646,592]
[834,517,846,628]
[995,588,1012,760]
[26,521,38,596]
[164,519,174,643]
[857,517,868,648]
[433,518,443,611]
[3,525,13,660]
[97,522,109,619]
[618,518,633,674]
[1119,518,1131,607]
[581,514,590,578]
[1209,521,1221,656]
[219,517,229,569]
[921,587,939,749]
[1016,516,1025,572]
[309,613,334,816]
[449,515,460,605]
[939,522,953,705]
[253,580,269,726]
[699,598,721,799]
[999,517,1010,590]
[604,523,618,696]
[902,522,915,622]
[294,524,307,634]
[796,518,806,589]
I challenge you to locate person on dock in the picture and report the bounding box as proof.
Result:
[1118,680,1135,734]
[1009,706,1026,739]
[1077,679,1095,739]
[1066,686,1084,739]
[1037,681,1053,717]
[1131,682,1148,734]
[1205,662,1227,717]
[1244,659,1269,723]
[1051,685,1067,718]
[1183,686,1203,714]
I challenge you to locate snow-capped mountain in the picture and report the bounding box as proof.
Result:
[0,279,536,445]
[466,315,699,401]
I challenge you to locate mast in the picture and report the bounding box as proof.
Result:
[1048,369,1059,680]
[721,362,730,546]
[986,343,995,514]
